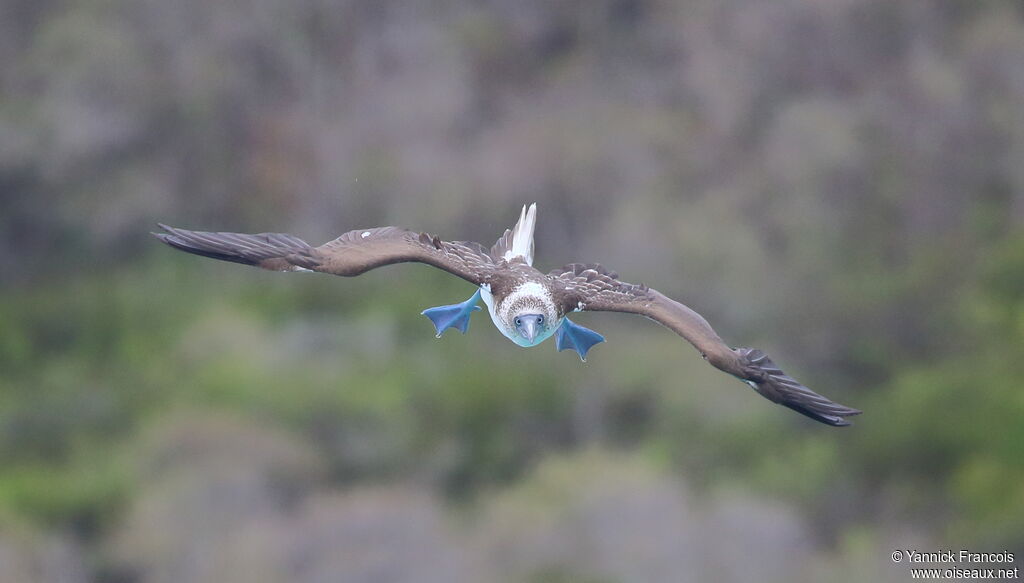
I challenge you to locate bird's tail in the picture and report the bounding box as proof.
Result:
[152,224,317,271]
[491,203,537,265]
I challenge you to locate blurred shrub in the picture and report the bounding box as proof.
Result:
[1,0,1024,579]
[0,527,87,583]
[474,449,813,583]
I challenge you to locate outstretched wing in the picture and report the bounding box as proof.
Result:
[549,263,862,427]
[154,224,495,285]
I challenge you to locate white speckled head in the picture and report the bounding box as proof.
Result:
[481,281,561,347]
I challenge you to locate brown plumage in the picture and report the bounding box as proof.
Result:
[154,223,496,282]
[153,207,861,427]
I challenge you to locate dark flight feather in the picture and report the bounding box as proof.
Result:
[153,224,316,270]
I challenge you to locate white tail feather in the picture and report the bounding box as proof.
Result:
[506,203,537,265]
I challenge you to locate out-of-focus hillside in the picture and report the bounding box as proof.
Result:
[1,0,1022,581]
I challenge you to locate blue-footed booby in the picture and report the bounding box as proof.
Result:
[154,204,861,426]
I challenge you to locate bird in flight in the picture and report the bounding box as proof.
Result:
[154,203,861,426]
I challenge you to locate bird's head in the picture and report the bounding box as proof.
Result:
[514,312,546,342]
[506,301,559,347]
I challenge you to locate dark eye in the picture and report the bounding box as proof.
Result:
[537,315,544,324]
[515,318,521,326]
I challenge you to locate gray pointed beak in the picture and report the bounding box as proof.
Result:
[512,313,544,340]
[519,318,538,342]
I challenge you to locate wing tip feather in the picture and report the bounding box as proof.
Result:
[738,348,861,427]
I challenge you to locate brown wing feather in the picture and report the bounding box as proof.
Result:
[154,224,495,285]
[314,227,494,284]
[549,264,861,427]
[153,224,318,271]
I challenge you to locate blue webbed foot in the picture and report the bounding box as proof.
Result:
[556,317,605,361]
[421,290,482,337]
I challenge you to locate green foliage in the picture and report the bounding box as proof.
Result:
[3,0,1024,579]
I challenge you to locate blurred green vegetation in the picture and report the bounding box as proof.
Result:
[0,227,1021,578]
[2,0,1024,580]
